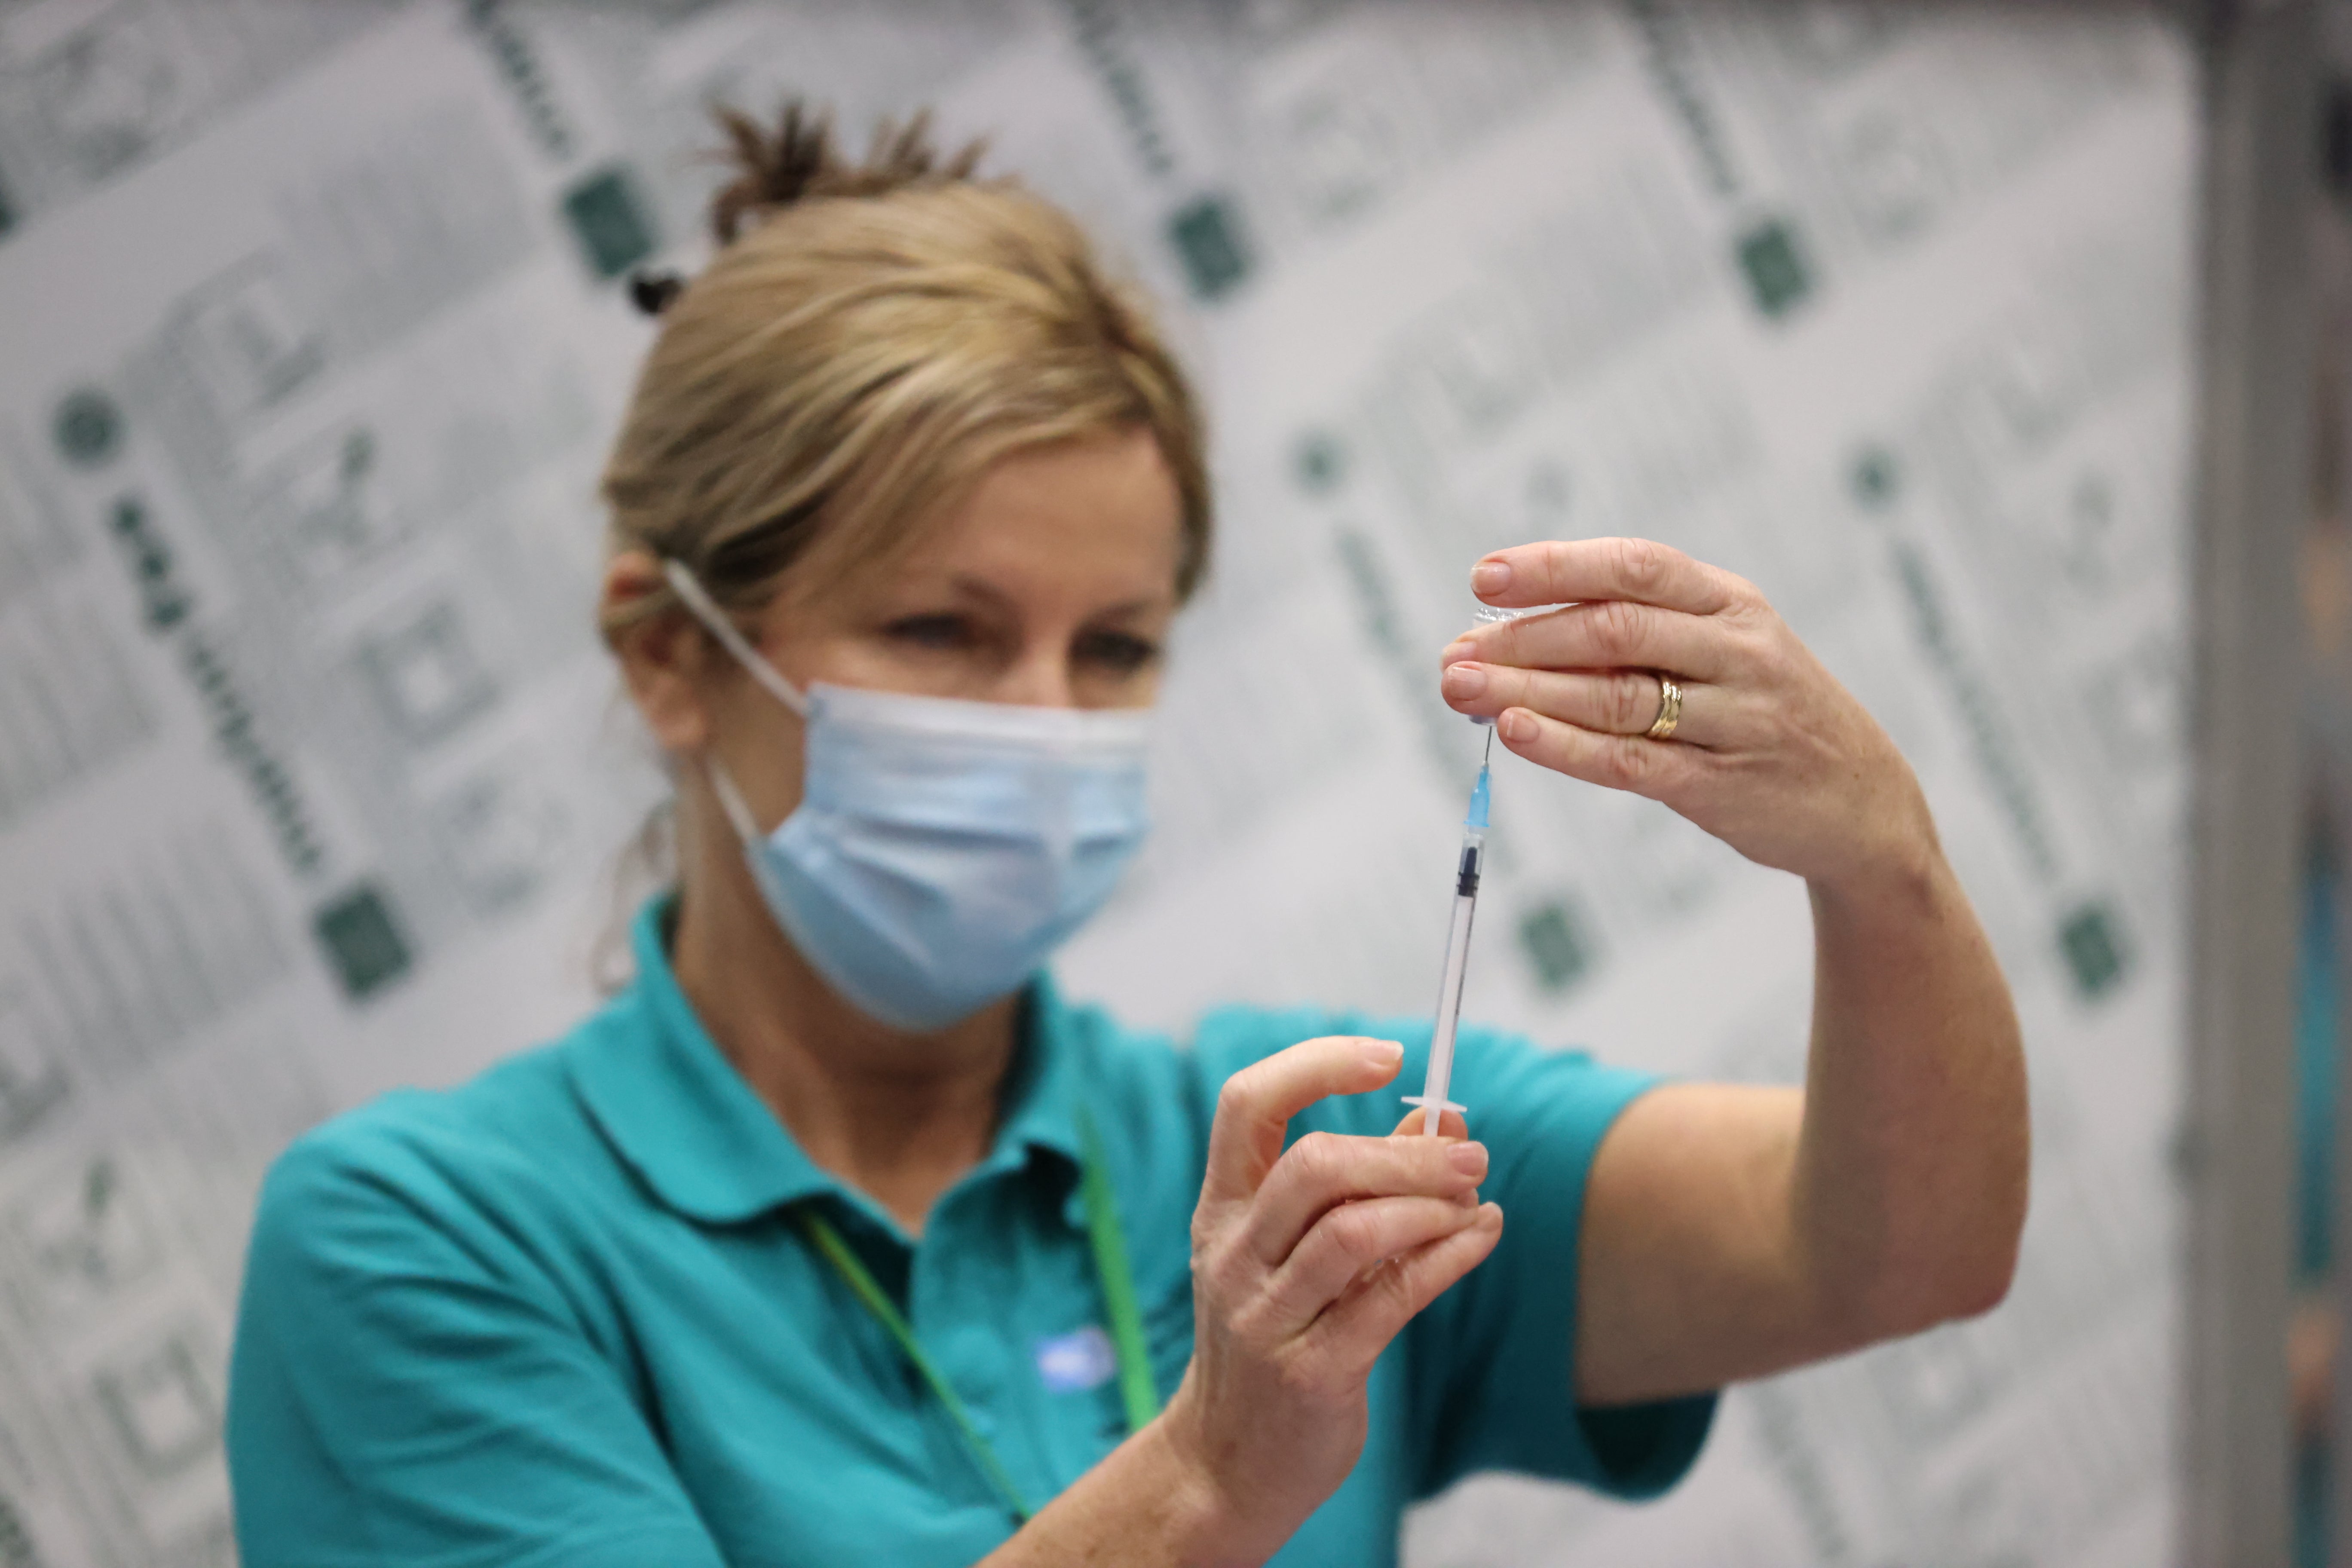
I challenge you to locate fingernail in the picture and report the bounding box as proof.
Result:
[1442,663,1486,698]
[1448,1142,1488,1177]
[1439,640,1475,665]
[1366,1039,1403,1067]
[1471,559,1512,595]
[1500,710,1536,743]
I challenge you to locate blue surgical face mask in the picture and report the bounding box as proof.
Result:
[663,562,1152,1031]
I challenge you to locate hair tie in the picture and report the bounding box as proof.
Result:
[629,270,686,317]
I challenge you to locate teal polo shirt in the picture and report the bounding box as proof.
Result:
[226,898,1714,1567]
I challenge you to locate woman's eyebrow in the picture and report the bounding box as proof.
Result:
[939,575,1170,621]
[1088,595,1174,621]
[943,574,1017,609]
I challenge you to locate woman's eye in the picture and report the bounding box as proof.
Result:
[1077,630,1161,674]
[885,614,974,650]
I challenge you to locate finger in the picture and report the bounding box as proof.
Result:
[1441,599,1730,684]
[1494,707,1696,802]
[1385,1109,1478,1208]
[1311,1203,1505,1369]
[1244,1132,1488,1264]
[1470,537,1740,616]
[1443,662,1715,743]
[1265,1196,1490,1329]
[1386,1108,1469,1141]
[1202,1037,1405,1207]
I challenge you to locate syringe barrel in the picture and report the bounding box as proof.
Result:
[1418,886,1480,1134]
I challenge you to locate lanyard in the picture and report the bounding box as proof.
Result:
[794,1109,1160,1524]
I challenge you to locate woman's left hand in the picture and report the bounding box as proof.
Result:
[1436,538,2027,1408]
[1437,537,1933,891]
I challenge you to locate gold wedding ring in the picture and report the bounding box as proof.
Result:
[1645,675,1683,741]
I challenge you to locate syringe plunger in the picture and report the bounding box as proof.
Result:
[1406,740,1492,1135]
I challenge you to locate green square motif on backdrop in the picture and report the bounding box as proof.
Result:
[313,882,414,1000]
[564,163,660,280]
[2058,901,2130,1000]
[1736,218,1813,319]
[1519,900,1596,995]
[1167,195,1252,301]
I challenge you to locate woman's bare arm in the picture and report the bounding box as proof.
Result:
[977,1418,1235,1568]
[1573,848,2025,1403]
[1438,537,2029,1406]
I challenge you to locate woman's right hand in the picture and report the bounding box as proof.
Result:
[1156,1035,1503,1564]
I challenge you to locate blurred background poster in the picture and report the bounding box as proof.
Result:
[0,1,2235,1563]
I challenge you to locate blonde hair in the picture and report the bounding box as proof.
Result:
[598,102,1212,643]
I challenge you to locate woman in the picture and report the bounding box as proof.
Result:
[225,106,2027,1568]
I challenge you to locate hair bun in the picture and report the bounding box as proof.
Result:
[628,269,685,316]
[708,100,987,245]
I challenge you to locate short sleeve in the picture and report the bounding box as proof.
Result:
[1401,1025,1717,1499]
[225,1120,727,1568]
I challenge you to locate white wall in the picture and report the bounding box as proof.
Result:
[0,3,2193,1563]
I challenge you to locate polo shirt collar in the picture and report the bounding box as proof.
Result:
[567,895,1085,1228]
[994,973,1086,1176]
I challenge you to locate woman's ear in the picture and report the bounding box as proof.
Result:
[604,551,713,752]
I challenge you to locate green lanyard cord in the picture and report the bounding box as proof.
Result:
[1074,1109,1161,1439]
[796,1108,1160,1526]
[795,1208,1036,1523]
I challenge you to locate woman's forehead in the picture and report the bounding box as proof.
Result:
[869,436,1185,606]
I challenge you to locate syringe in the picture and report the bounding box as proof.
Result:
[1405,723,1494,1136]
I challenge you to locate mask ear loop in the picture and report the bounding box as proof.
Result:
[660,560,806,852]
[660,559,811,718]
[702,751,797,930]
[702,756,767,848]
